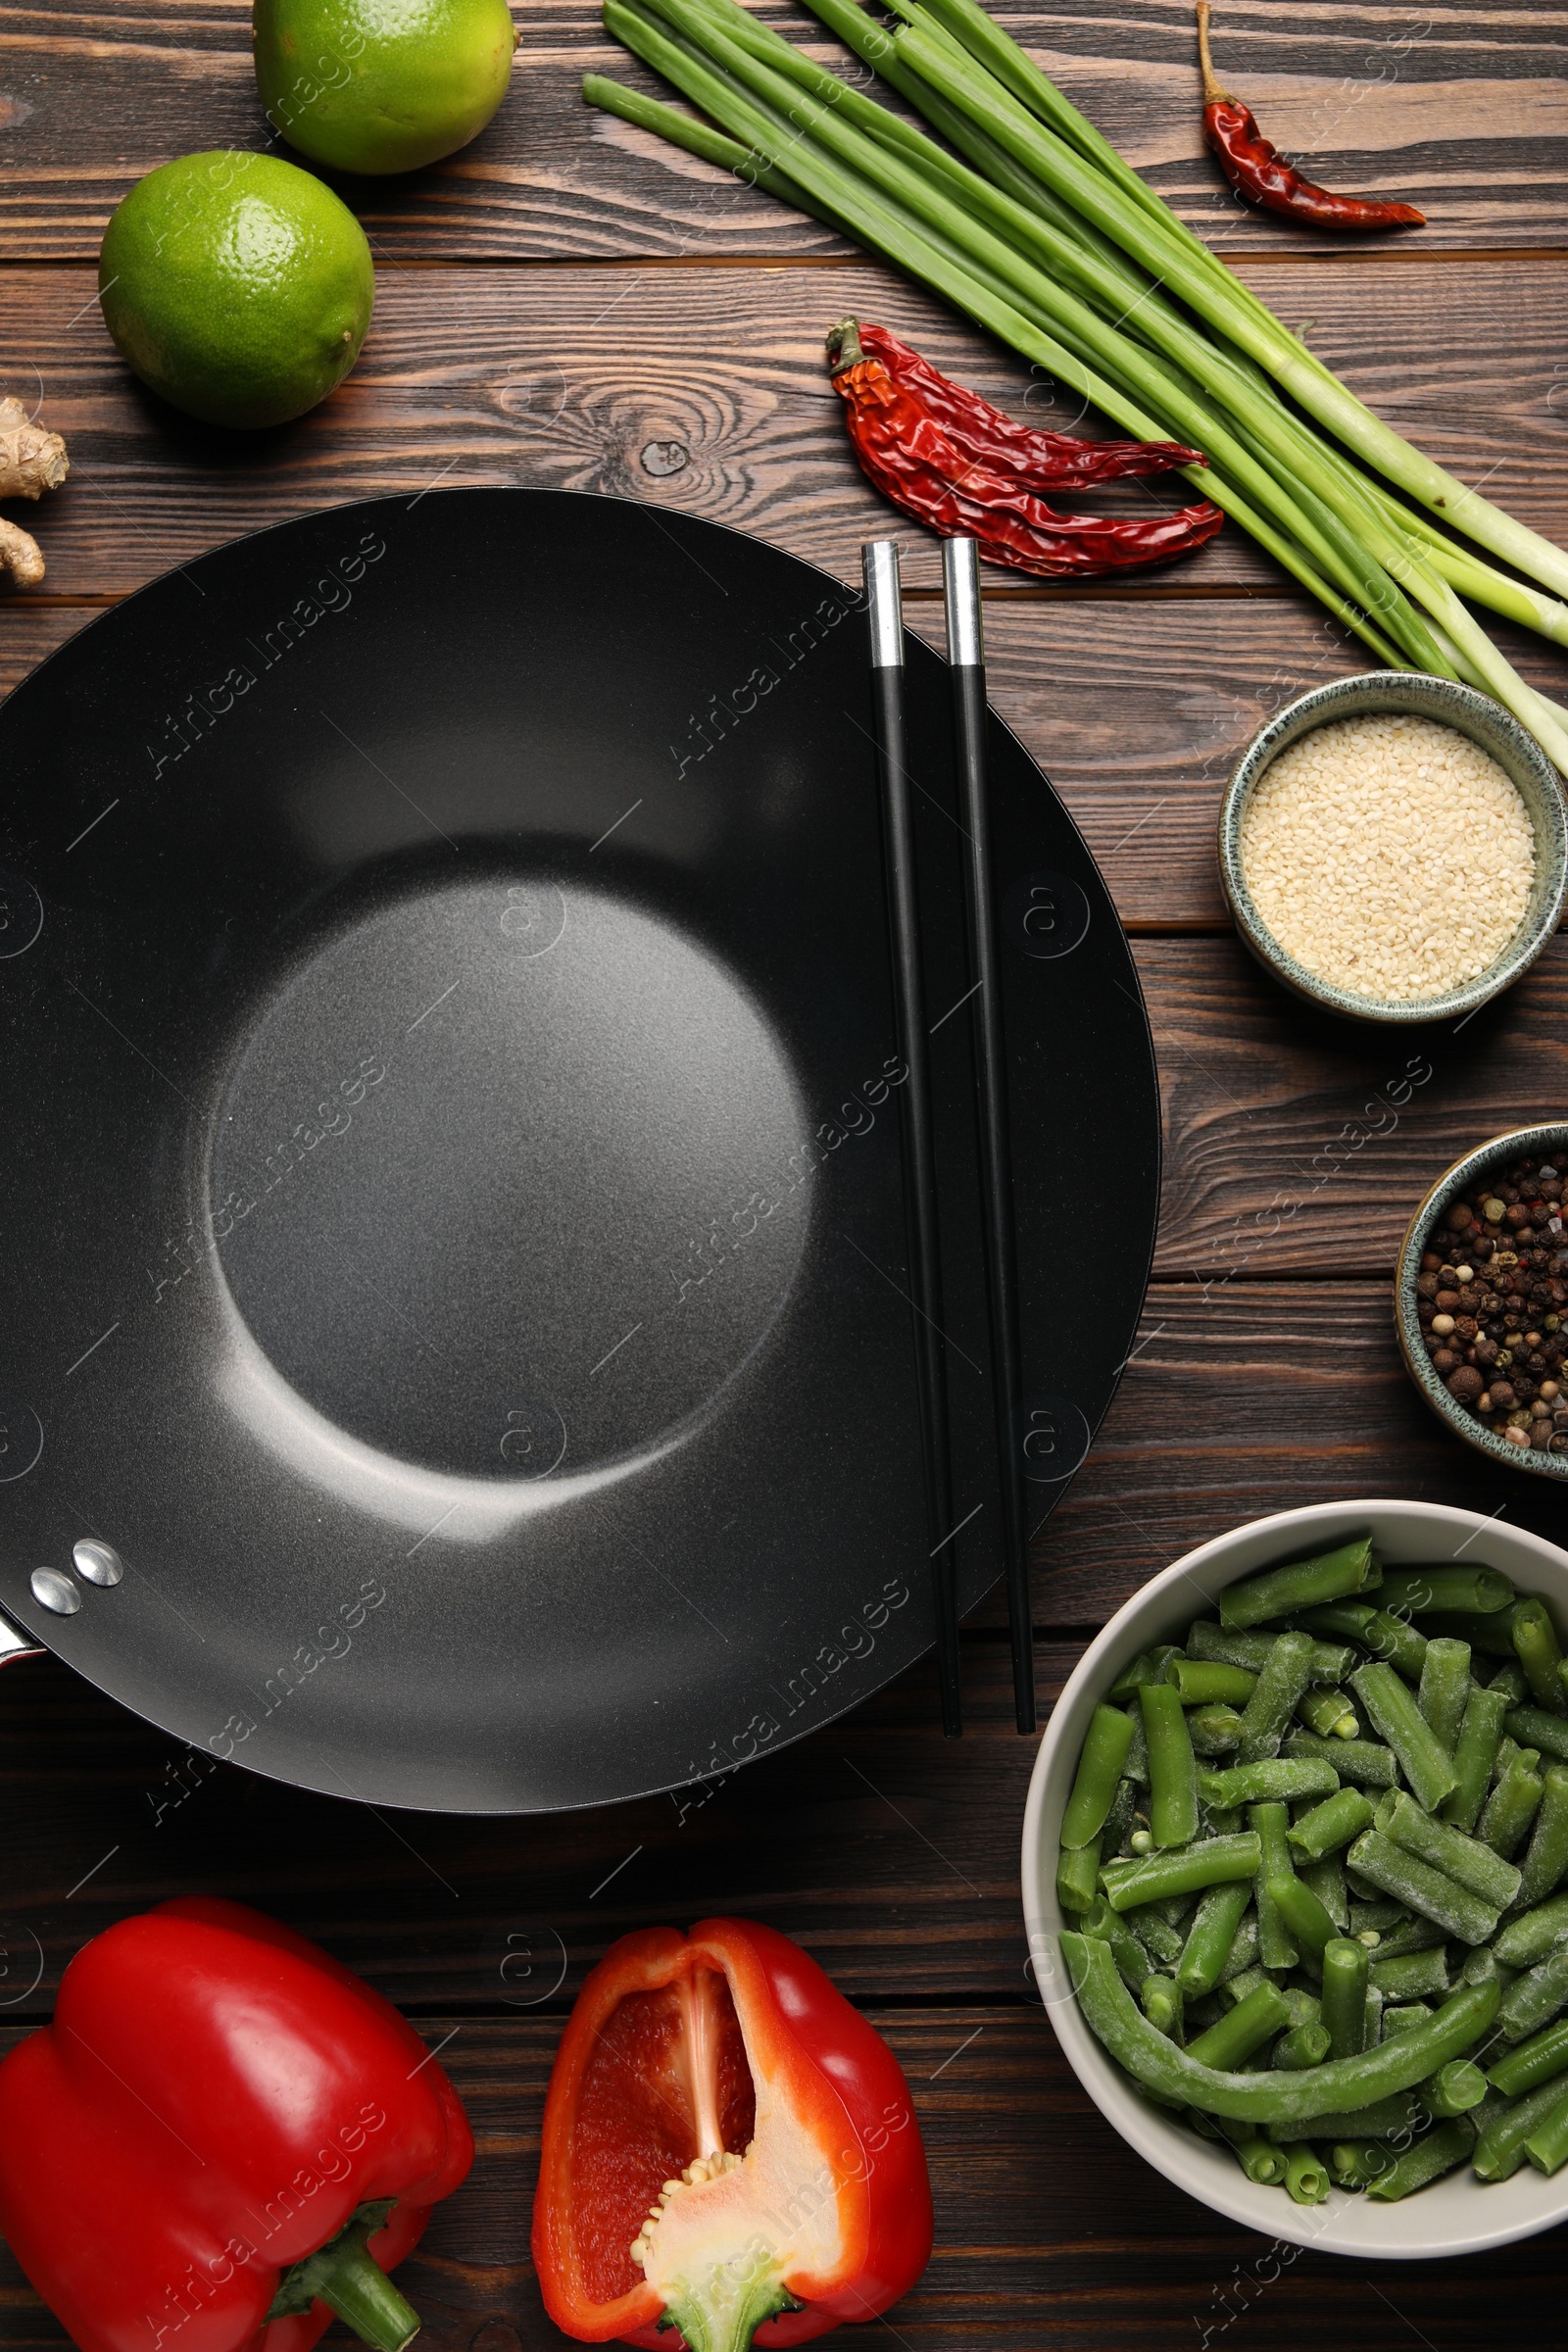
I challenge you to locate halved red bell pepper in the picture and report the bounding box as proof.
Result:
[0,1897,473,2352]
[533,1918,932,2352]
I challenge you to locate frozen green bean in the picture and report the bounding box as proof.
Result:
[1268,2091,1426,2142]
[1370,1945,1451,2001]
[1440,1685,1510,1832]
[1380,2003,1433,2034]
[1141,1681,1200,1847]
[1283,2141,1330,2203]
[1057,1837,1102,1912]
[1061,1705,1138,1847]
[1348,1828,1499,1945]
[1363,1608,1432,1683]
[1062,1936,1497,2123]
[1297,1685,1358,1740]
[1102,1775,1138,1861]
[1417,1638,1472,1753]
[1512,1598,1567,1715]
[1368,1916,1447,1963]
[1351,1661,1458,1810]
[1289,1787,1374,1862]
[1350,1899,1407,1934]
[1512,1763,1568,1911]
[1377,1565,1514,1617]
[1480,1754,1545,1858]
[1237,1630,1316,1764]
[1267,1873,1339,1962]
[1321,1936,1370,2060]
[1121,1700,1150,1787]
[1329,2139,1394,2187]
[1504,1704,1568,1766]
[1491,1659,1531,1704]
[1218,1536,1376,1630]
[1187,1619,1353,1682]
[1273,2020,1331,2070]
[1474,2074,1568,2180]
[1107,1651,1157,1702]
[1141,1975,1184,2038]
[1081,1895,1153,1991]
[1498,1942,1568,2041]
[1420,2058,1487,2117]
[1223,1964,1270,2007]
[1228,2133,1286,2183]
[1487,2017,1568,2099]
[1299,1850,1349,1932]
[1423,1609,1526,1659]
[1102,1834,1261,1913]
[1460,1946,1515,1990]
[1284,1731,1398,1788]
[1190,1705,1246,1756]
[1250,1801,1298,1971]
[1495,1891,1568,1969]
[1199,1759,1341,1808]
[1382,1789,1523,1910]
[1186,1979,1293,2070]
[1365,1984,1385,2045]
[1128,1907,1186,1969]
[1174,1879,1253,1998]
[1168,1657,1256,1707]
[1366,2116,1475,2199]
[1219,1911,1260,1984]
[1524,2085,1568,2174]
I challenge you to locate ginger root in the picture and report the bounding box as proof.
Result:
[0,394,69,587]
[0,516,46,586]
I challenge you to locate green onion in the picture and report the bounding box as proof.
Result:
[587,0,1568,769]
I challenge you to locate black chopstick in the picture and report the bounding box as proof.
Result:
[862,538,962,1739]
[943,537,1036,1736]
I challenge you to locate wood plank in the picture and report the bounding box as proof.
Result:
[0,1638,1058,2016]
[1029,1273,1568,1628]
[0,0,1562,257]
[5,253,1568,606]
[1,2003,1566,2351]
[1137,927,1568,1275]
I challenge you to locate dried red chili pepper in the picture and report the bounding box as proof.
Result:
[826,318,1223,580]
[1196,2,1425,232]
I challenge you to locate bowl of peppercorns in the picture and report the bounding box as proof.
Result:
[1396,1125,1568,1474]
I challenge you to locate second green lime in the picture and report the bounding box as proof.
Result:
[254,0,519,175]
[99,152,374,428]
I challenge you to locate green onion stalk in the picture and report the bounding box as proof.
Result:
[585,0,1568,768]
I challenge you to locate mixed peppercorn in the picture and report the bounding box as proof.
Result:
[1417,1152,1568,1453]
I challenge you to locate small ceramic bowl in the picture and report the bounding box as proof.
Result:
[1396,1122,1568,1480]
[1218,672,1568,1025]
[1020,1499,1568,2258]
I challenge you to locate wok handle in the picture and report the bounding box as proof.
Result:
[0,1610,45,1667]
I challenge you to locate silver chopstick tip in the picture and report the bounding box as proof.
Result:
[942,537,984,669]
[862,539,904,669]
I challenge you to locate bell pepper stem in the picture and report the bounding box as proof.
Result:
[267,2201,421,2352]
[662,2265,794,2352]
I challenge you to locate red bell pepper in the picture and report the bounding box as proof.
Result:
[533,1918,932,2352]
[0,1897,472,2352]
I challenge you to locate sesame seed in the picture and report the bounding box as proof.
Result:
[1239,713,1536,1004]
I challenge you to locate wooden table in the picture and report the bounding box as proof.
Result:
[3,1,1568,2343]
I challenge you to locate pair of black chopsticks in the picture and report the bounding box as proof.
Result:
[862,537,1033,1740]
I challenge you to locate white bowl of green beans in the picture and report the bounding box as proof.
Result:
[1021,1499,1568,2256]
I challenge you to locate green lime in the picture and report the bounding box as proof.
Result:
[254,0,518,176]
[98,152,374,429]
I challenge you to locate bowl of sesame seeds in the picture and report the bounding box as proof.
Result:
[1219,673,1567,1024]
[1396,1126,1568,1477]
